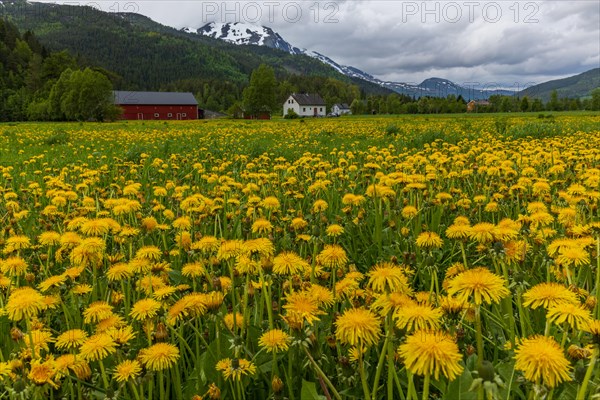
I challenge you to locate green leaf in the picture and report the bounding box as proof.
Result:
[445,366,477,400]
[301,379,326,400]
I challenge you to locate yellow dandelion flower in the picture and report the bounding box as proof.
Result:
[6,287,46,321]
[182,262,206,278]
[283,291,324,326]
[556,246,590,268]
[415,232,443,249]
[317,244,348,269]
[1,256,28,276]
[394,304,442,332]
[106,263,134,282]
[401,206,418,219]
[83,301,114,324]
[307,284,334,307]
[468,223,495,244]
[130,298,161,321]
[272,251,308,275]
[335,307,381,347]
[251,218,273,234]
[522,283,579,310]
[447,267,509,305]
[28,358,58,388]
[216,358,256,381]
[547,303,592,330]
[38,231,61,246]
[258,329,290,353]
[398,329,464,380]
[445,224,471,240]
[55,329,88,350]
[38,274,67,292]
[139,342,180,371]
[135,245,162,261]
[79,333,117,361]
[114,360,142,383]
[514,335,571,388]
[326,224,344,237]
[367,262,410,293]
[243,238,274,257]
[223,312,244,331]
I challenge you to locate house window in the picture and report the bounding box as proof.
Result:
[182,113,187,117]
[320,108,323,112]
[303,107,306,112]
[154,113,160,118]
[168,113,173,118]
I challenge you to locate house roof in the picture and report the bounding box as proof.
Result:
[113,91,198,105]
[334,103,350,109]
[290,93,326,106]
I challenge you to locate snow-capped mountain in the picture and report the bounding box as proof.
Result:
[194,22,304,55]
[192,22,377,81]
[188,22,514,99]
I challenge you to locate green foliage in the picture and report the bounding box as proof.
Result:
[284,108,299,119]
[384,123,400,136]
[592,88,600,111]
[0,18,116,121]
[43,129,69,145]
[243,64,277,116]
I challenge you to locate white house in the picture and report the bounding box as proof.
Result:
[332,103,351,116]
[283,93,326,117]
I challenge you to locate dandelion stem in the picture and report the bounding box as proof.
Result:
[303,347,342,400]
[576,347,598,400]
[421,373,430,400]
[358,346,371,400]
[98,359,110,392]
[158,370,165,400]
[371,330,389,399]
[475,305,485,400]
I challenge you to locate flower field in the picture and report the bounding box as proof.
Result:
[0,113,599,400]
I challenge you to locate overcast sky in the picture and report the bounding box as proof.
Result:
[39,1,600,87]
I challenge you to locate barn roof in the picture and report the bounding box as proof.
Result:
[290,93,326,106]
[113,91,198,105]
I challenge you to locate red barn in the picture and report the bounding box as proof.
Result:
[114,91,199,120]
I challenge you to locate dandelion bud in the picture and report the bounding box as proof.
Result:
[212,277,222,290]
[154,322,168,342]
[25,273,35,283]
[326,335,337,349]
[10,327,24,341]
[584,295,597,311]
[465,344,476,356]
[13,379,26,393]
[208,383,221,400]
[567,344,591,360]
[271,375,284,394]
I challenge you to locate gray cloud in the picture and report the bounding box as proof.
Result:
[37,0,600,86]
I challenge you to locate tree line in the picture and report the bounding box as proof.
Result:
[0,19,118,122]
[235,64,600,117]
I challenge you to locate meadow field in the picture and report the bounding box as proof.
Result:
[0,113,599,400]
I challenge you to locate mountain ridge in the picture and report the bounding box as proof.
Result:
[192,21,520,99]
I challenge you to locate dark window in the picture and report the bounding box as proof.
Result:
[168,113,173,118]
[303,108,306,112]
[154,113,159,118]
[182,113,187,117]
